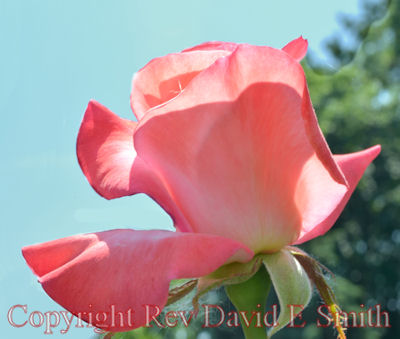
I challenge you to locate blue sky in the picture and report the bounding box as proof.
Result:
[1,0,362,337]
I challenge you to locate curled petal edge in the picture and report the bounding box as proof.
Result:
[295,145,381,244]
[282,36,308,62]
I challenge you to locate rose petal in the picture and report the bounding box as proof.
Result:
[77,100,192,232]
[130,50,231,120]
[134,45,348,253]
[282,36,308,62]
[77,100,138,199]
[22,229,253,331]
[182,38,308,61]
[181,41,239,53]
[294,145,381,244]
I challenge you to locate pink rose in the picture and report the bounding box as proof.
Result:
[22,37,380,332]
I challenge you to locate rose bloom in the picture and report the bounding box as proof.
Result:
[22,37,380,332]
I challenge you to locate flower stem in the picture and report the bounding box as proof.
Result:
[225,265,271,339]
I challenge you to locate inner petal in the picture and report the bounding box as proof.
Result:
[131,50,231,119]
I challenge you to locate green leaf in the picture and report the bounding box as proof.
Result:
[225,265,271,339]
[262,249,312,338]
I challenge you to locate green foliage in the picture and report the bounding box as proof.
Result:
[302,1,400,337]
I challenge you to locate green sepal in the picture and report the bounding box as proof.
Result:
[262,249,312,338]
[288,247,347,339]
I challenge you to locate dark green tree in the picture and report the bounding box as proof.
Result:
[301,0,399,338]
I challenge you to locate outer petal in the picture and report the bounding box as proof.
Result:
[282,36,308,62]
[77,100,138,199]
[294,145,381,244]
[130,50,231,120]
[22,229,253,331]
[77,100,192,231]
[134,45,348,253]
